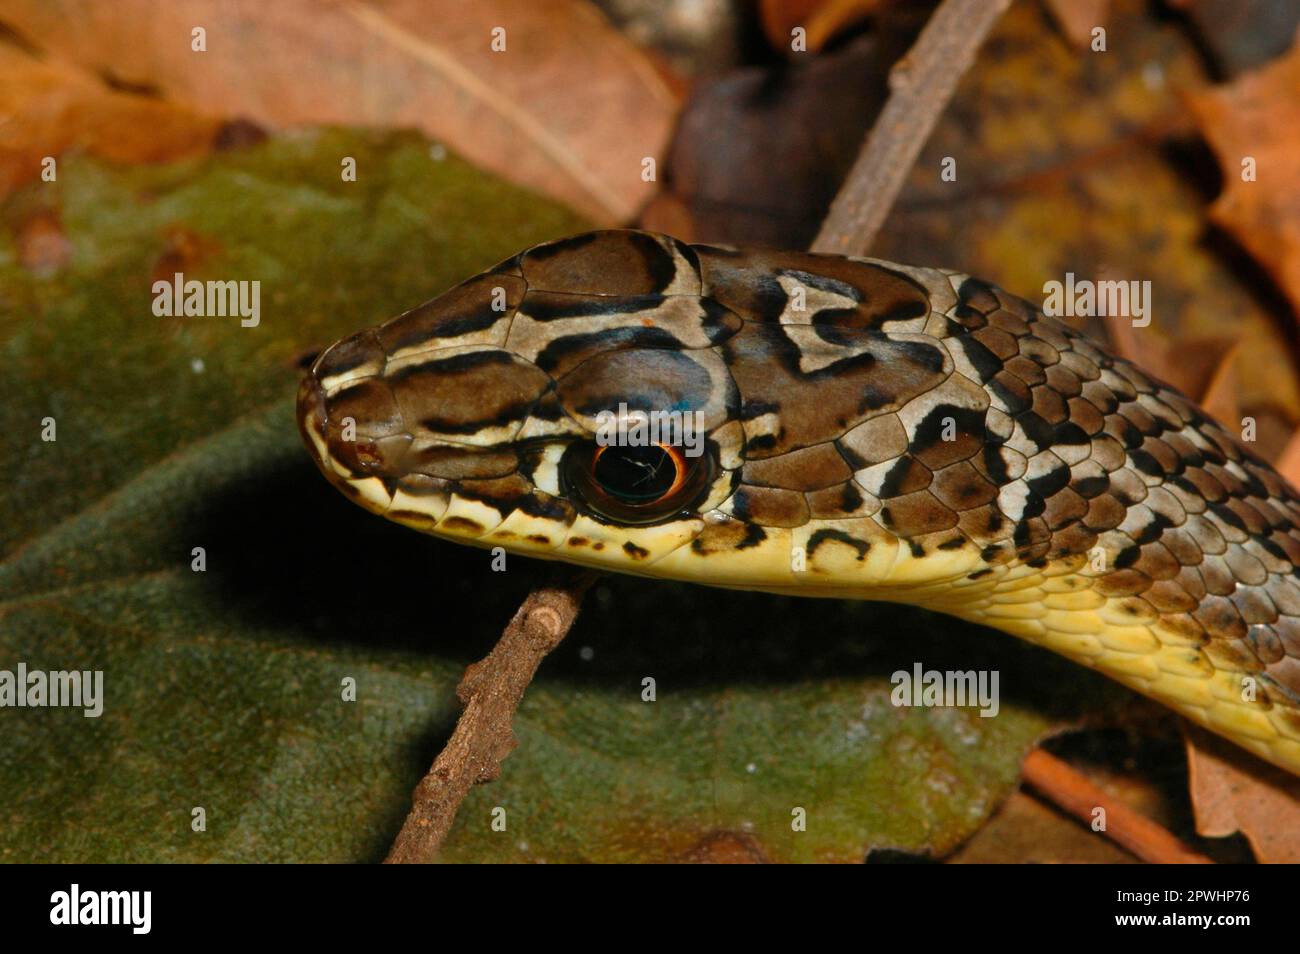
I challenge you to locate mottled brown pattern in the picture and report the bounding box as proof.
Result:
[724,323,950,458]
[693,245,931,329]
[299,229,1300,774]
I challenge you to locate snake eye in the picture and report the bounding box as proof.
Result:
[562,441,712,525]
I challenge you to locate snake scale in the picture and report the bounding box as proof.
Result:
[298,229,1300,776]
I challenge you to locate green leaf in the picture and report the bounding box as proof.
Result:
[0,129,1123,862]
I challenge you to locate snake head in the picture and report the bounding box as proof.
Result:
[297,231,754,574]
[297,229,989,593]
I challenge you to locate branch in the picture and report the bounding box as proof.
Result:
[384,565,598,864]
[1022,748,1214,864]
[811,0,1014,256]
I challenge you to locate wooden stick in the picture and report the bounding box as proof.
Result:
[1022,748,1214,864]
[811,0,1014,256]
[384,566,597,863]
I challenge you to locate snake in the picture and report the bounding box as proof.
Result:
[297,228,1300,777]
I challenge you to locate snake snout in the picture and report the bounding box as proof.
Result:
[297,328,415,483]
[298,328,543,490]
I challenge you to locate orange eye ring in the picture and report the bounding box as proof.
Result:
[562,440,713,525]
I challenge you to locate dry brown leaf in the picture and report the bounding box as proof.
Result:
[1163,339,1239,403]
[0,0,678,223]
[758,0,883,54]
[657,34,891,248]
[1170,0,1300,76]
[1042,0,1108,49]
[0,44,221,197]
[1188,32,1300,316]
[1190,341,1241,429]
[949,790,1137,863]
[1184,725,1300,863]
[1275,427,1300,485]
[637,189,697,242]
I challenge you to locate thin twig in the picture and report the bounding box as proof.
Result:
[1022,749,1214,864]
[811,0,1014,256]
[385,566,598,864]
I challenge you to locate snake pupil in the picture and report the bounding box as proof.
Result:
[592,445,678,502]
[560,439,712,525]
